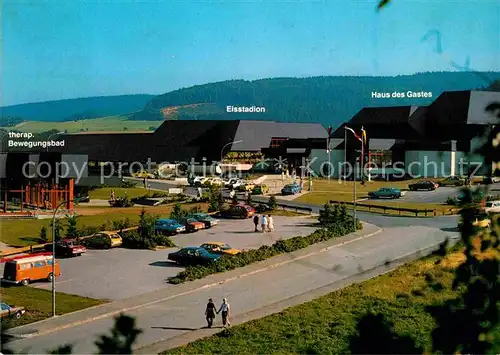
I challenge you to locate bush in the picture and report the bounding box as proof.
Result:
[111,218,132,230]
[121,230,153,249]
[82,236,111,249]
[168,216,361,284]
[268,196,278,211]
[111,196,134,207]
[445,196,458,206]
[256,204,269,213]
[170,203,188,219]
[76,225,100,237]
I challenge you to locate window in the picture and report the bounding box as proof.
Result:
[20,263,32,270]
[34,261,46,268]
[0,303,10,311]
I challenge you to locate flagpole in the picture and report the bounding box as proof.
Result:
[344,127,347,184]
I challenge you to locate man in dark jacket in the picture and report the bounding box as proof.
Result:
[253,214,259,232]
[205,298,216,328]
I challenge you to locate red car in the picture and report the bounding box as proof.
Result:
[221,204,255,219]
[45,239,86,257]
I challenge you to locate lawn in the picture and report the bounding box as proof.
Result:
[1,285,104,328]
[88,187,148,200]
[1,202,209,247]
[2,116,160,133]
[165,251,477,354]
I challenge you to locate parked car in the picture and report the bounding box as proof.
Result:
[252,184,269,195]
[193,177,209,187]
[176,217,205,232]
[483,175,500,184]
[281,183,302,195]
[155,219,186,235]
[2,253,62,286]
[44,239,86,257]
[200,242,241,255]
[485,200,500,213]
[368,187,402,199]
[188,213,219,228]
[168,247,221,266]
[223,178,238,188]
[238,183,255,192]
[438,176,466,186]
[229,179,245,190]
[132,171,155,179]
[206,177,223,186]
[74,194,90,203]
[220,204,256,219]
[408,180,438,191]
[0,302,26,320]
[84,231,123,249]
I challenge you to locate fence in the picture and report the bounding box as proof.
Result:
[329,200,459,217]
[0,226,139,260]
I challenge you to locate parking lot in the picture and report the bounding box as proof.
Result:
[1,216,318,301]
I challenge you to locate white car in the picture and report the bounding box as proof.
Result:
[193,176,209,186]
[230,179,245,189]
[485,200,500,213]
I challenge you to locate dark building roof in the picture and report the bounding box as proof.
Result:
[59,120,326,163]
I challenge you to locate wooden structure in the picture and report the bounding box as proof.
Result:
[1,179,74,213]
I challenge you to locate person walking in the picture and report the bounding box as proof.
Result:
[261,214,268,233]
[267,214,274,232]
[205,298,217,328]
[217,298,231,327]
[253,214,260,232]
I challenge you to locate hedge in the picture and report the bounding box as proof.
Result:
[168,217,361,284]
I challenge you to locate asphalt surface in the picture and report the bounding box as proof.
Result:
[8,216,460,354]
[0,217,317,300]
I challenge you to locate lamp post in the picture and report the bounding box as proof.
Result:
[52,200,67,317]
[46,132,65,152]
[220,140,243,200]
[353,150,362,230]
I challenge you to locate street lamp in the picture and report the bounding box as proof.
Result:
[46,132,65,152]
[52,200,68,317]
[353,150,362,230]
[220,140,243,165]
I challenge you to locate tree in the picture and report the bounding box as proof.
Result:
[318,203,338,225]
[39,226,48,243]
[170,203,186,219]
[267,196,278,211]
[138,209,157,242]
[65,214,78,238]
[94,314,142,354]
[51,219,62,241]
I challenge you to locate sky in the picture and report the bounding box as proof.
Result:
[2,0,499,106]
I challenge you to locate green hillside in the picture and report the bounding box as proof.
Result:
[134,72,500,127]
[0,94,154,125]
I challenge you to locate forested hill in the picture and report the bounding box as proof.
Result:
[0,94,154,125]
[133,72,500,127]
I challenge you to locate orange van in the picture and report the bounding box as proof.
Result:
[2,253,62,286]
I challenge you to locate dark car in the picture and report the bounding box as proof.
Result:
[408,180,438,191]
[168,247,221,266]
[155,219,186,235]
[44,239,87,257]
[220,204,255,219]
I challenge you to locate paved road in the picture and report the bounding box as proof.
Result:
[8,218,460,354]
[0,217,316,300]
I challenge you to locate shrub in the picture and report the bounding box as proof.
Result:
[168,217,360,284]
[170,203,188,219]
[138,209,157,241]
[111,196,134,207]
[39,226,48,243]
[76,225,100,237]
[256,204,269,213]
[268,196,278,211]
[152,234,175,248]
[121,230,153,249]
[82,236,111,249]
[111,218,132,231]
[445,196,458,206]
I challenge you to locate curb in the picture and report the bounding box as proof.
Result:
[135,237,457,354]
[6,224,381,340]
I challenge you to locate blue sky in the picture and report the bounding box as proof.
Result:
[2,0,499,106]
